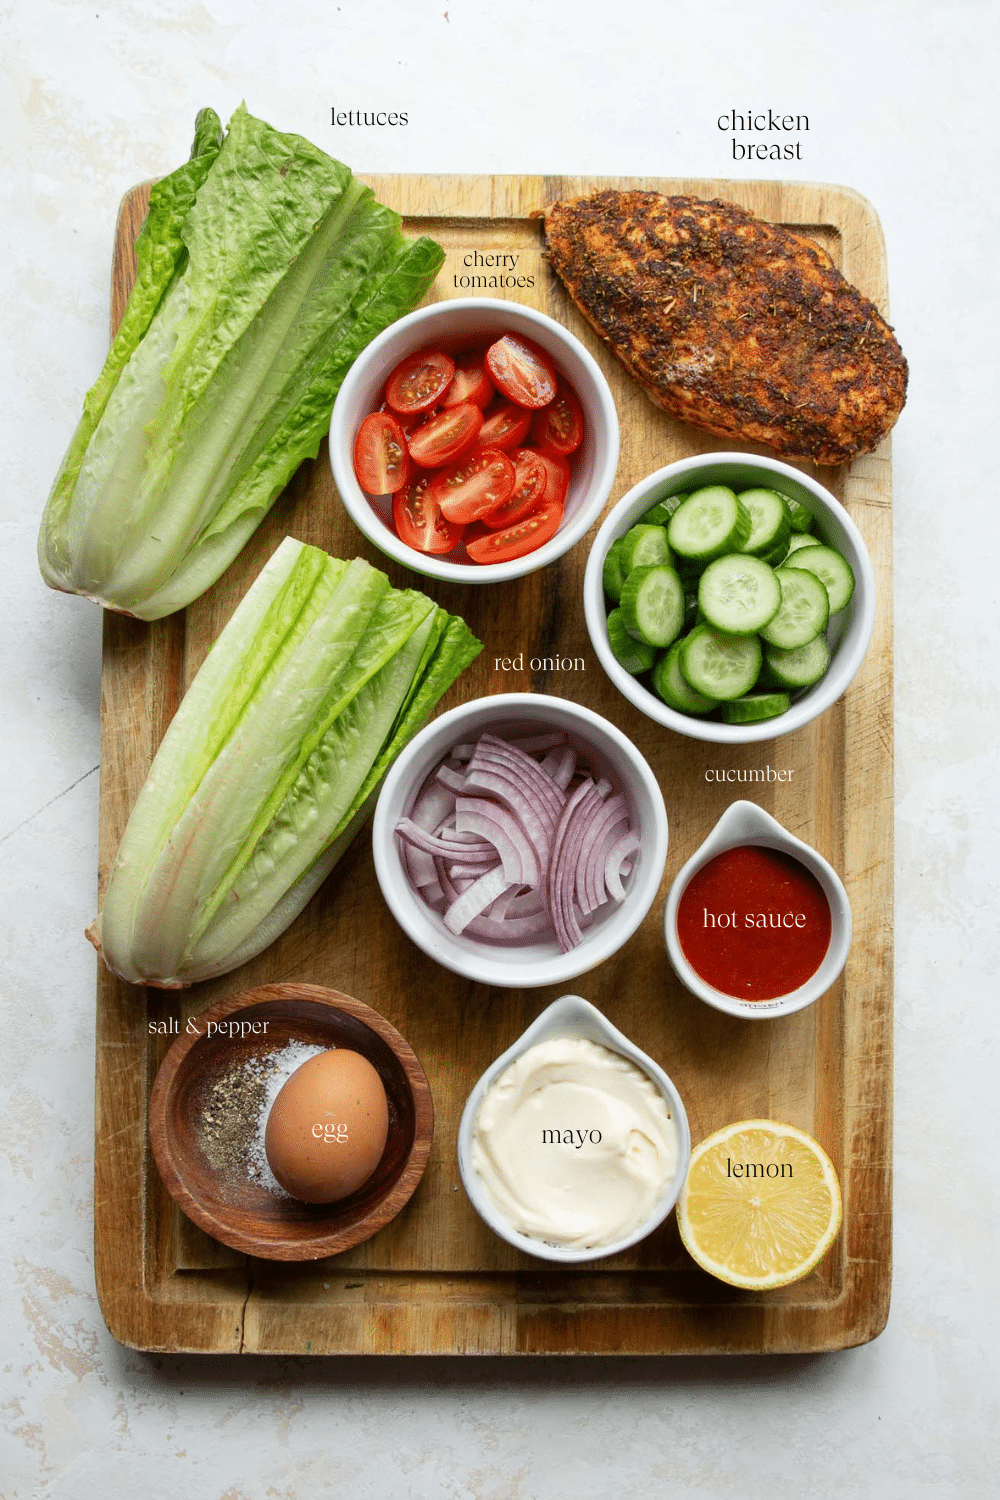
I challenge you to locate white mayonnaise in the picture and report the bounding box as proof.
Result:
[471,1035,679,1249]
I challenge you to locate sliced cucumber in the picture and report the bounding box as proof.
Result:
[607,608,656,674]
[683,585,699,631]
[602,538,628,602]
[785,544,855,613]
[739,488,792,559]
[780,493,815,533]
[679,624,762,701]
[653,640,719,715]
[668,487,751,564]
[763,634,831,690]
[620,565,685,648]
[760,537,790,568]
[619,523,672,573]
[698,555,781,636]
[785,532,823,556]
[641,493,688,526]
[721,692,792,724]
[759,567,830,650]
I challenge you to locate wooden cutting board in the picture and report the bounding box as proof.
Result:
[94,173,893,1355]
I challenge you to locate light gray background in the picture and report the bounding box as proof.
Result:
[3,2,997,1496]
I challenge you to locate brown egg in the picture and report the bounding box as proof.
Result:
[264,1049,389,1204]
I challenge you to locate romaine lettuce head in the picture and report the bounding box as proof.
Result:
[39,107,444,620]
[89,538,481,986]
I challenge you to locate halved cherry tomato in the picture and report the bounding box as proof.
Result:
[534,450,571,508]
[530,382,584,455]
[478,401,533,451]
[392,476,465,554]
[353,410,411,495]
[407,403,483,468]
[466,498,564,564]
[386,348,455,414]
[380,399,438,442]
[462,519,491,550]
[430,447,516,525]
[485,335,558,409]
[441,358,494,410]
[483,448,547,529]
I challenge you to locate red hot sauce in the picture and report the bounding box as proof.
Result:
[677,845,832,1001]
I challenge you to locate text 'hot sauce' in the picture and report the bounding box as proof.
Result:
[677,845,831,1001]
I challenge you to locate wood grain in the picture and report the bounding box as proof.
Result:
[94,173,893,1354]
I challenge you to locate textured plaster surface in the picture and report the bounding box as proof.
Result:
[2,1,998,1496]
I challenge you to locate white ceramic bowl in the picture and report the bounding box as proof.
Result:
[330,298,620,584]
[371,694,668,989]
[582,453,877,743]
[663,800,852,1019]
[457,994,691,1263]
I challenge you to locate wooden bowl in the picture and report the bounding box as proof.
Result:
[148,984,434,1261]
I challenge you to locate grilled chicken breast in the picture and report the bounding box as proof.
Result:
[544,191,907,465]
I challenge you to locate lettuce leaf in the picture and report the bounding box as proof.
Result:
[39,106,444,619]
[91,539,481,986]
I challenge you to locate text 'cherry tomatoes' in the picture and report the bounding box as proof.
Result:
[485,334,558,409]
[431,447,516,525]
[466,498,565,564]
[353,411,410,495]
[407,403,483,468]
[386,349,455,414]
[392,477,465,554]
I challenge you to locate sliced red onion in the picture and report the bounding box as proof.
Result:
[508,732,567,753]
[397,729,637,953]
[583,818,627,915]
[548,779,599,952]
[434,856,459,906]
[435,763,468,796]
[486,883,530,922]
[466,753,561,841]
[454,799,540,887]
[465,908,554,941]
[449,860,501,881]
[461,768,553,872]
[474,734,566,822]
[500,889,546,918]
[411,779,456,831]
[605,830,640,901]
[435,824,483,845]
[396,819,498,862]
[404,841,441,890]
[579,794,628,913]
[443,865,509,935]
[541,745,577,791]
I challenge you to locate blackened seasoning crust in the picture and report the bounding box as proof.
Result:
[543,191,907,466]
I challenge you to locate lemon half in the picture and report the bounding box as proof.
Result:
[677,1120,842,1290]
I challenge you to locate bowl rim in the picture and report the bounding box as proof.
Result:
[330,297,621,585]
[148,983,434,1261]
[371,692,669,989]
[456,994,691,1263]
[582,451,877,744]
[662,800,853,1019]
